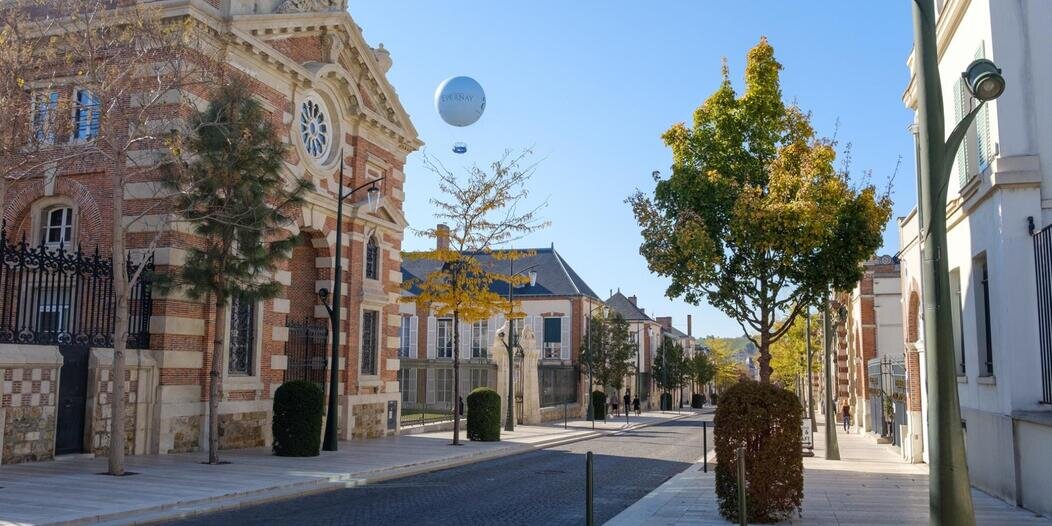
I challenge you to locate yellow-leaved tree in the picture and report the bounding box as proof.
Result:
[403,150,547,445]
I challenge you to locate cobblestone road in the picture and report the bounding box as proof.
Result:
[164,413,711,526]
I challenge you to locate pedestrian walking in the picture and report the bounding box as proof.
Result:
[632,395,641,415]
[611,396,619,417]
[623,391,631,415]
[458,396,465,417]
[841,403,850,432]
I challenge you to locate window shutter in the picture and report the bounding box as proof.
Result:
[409,316,419,358]
[561,316,571,360]
[426,368,436,405]
[459,321,470,359]
[975,43,992,170]
[426,316,436,359]
[953,77,970,188]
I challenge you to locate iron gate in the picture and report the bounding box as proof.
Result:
[1034,221,1052,404]
[284,318,328,390]
[867,355,907,446]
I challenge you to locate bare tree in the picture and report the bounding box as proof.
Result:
[0,0,218,475]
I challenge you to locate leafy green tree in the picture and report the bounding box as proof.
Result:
[582,312,635,396]
[705,337,746,392]
[652,336,686,393]
[163,82,311,464]
[688,350,716,392]
[628,37,891,383]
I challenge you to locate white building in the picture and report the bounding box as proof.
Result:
[900,0,1052,515]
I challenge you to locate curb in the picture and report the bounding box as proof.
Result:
[58,412,697,526]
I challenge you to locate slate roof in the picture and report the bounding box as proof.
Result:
[665,325,689,339]
[401,247,600,300]
[604,291,653,321]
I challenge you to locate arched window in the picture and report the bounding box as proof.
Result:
[40,206,74,249]
[365,236,379,280]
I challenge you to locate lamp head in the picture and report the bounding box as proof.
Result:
[367,184,381,213]
[317,287,329,300]
[963,58,1005,102]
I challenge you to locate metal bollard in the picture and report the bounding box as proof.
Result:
[737,446,747,526]
[586,451,595,526]
[703,421,708,473]
[564,401,568,429]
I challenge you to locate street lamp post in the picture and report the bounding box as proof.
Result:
[912,1,1005,522]
[585,303,604,428]
[822,300,841,461]
[318,152,383,452]
[805,308,817,432]
[501,260,538,433]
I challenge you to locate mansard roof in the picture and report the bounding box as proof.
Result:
[401,247,600,301]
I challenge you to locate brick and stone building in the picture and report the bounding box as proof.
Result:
[0,0,421,464]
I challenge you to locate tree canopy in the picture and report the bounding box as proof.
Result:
[628,37,892,383]
[769,310,822,391]
[652,336,687,392]
[582,311,635,393]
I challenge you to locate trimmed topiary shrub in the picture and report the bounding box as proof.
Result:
[714,380,803,523]
[466,387,501,441]
[660,392,673,410]
[691,393,705,408]
[272,380,324,457]
[591,391,607,420]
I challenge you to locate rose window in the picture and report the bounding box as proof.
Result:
[300,99,330,160]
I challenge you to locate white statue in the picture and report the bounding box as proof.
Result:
[491,320,542,427]
[275,0,346,14]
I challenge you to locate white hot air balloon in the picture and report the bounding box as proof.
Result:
[435,76,486,128]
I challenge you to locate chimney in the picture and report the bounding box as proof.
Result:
[656,316,672,330]
[687,315,693,337]
[436,224,450,251]
[628,295,637,306]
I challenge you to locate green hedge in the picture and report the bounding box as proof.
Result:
[714,380,803,523]
[691,393,705,408]
[272,380,324,457]
[466,387,501,441]
[591,391,607,420]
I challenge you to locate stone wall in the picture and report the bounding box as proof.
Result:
[350,402,386,439]
[90,367,139,456]
[219,411,268,449]
[1,364,59,464]
[169,414,202,453]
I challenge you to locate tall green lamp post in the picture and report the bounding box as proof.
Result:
[911,1,1005,523]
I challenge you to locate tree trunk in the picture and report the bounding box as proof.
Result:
[758,331,772,383]
[451,309,461,445]
[209,292,226,464]
[107,174,128,475]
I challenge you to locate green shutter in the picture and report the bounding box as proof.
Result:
[954,77,969,188]
[975,42,992,170]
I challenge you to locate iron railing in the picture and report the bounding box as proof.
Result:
[0,225,153,348]
[1035,222,1052,404]
[283,317,328,389]
[867,355,907,446]
[539,364,578,407]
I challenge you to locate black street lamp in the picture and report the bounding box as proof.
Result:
[318,152,384,452]
[499,259,538,432]
[911,1,1005,522]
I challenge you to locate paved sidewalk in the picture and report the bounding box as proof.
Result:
[0,410,691,526]
[608,417,1050,525]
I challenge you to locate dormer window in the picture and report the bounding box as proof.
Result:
[41,206,74,250]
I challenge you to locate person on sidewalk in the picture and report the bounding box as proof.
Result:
[841,403,850,432]
[632,395,641,415]
[623,390,631,415]
[611,395,619,417]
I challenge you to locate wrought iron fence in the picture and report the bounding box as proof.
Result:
[284,317,328,390]
[867,355,907,446]
[1034,222,1052,404]
[539,364,578,407]
[0,226,153,348]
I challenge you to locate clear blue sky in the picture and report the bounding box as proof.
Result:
[351,1,917,338]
